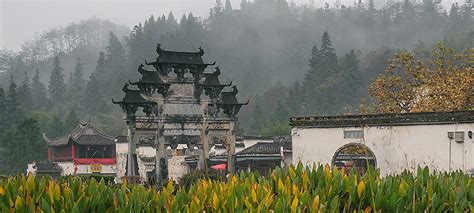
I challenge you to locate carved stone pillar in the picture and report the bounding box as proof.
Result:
[155,116,167,187]
[227,121,236,174]
[199,115,209,170]
[126,118,138,177]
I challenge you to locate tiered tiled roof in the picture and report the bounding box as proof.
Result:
[146,44,214,66]
[44,121,115,146]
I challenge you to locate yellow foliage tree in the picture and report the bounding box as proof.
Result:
[366,44,473,113]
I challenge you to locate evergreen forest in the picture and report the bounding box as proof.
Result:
[0,0,472,174]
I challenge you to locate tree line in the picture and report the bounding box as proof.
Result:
[0,0,472,173]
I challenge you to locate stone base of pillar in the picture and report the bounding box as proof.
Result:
[123,175,143,184]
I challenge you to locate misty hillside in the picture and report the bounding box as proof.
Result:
[0,0,473,137]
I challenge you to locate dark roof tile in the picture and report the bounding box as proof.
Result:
[158,50,205,64]
[290,111,474,128]
[238,142,281,155]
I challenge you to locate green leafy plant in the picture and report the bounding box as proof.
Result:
[0,163,472,212]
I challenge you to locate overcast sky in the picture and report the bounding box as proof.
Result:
[0,0,459,51]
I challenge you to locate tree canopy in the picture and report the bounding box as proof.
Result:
[367,44,473,113]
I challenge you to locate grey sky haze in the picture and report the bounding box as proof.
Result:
[0,0,459,51]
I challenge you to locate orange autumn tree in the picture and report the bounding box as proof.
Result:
[367,44,473,113]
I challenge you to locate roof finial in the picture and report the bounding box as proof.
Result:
[214,66,221,75]
[122,83,130,93]
[138,64,146,74]
[156,43,163,54]
[198,47,204,56]
[232,85,238,94]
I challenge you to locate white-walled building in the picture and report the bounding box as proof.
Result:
[42,121,117,177]
[291,111,474,176]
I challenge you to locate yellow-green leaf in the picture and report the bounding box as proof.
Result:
[15,196,24,210]
[26,172,35,193]
[212,192,219,209]
[324,164,331,178]
[312,195,320,210]
[289,166,296,180]
[357,180,366,199]
[291,196,299,213]
[399,180,408,197]
[251,189,257,203]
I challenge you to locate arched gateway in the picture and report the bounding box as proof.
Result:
[332,143,376,175]
[113,44,247,185]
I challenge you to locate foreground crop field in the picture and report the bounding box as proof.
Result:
[0,164,472,212]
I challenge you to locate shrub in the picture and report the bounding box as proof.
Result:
[0,163,472,212]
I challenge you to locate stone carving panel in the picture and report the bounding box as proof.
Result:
[169,83,194,97]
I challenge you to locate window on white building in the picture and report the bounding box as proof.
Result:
[343,130,364,139]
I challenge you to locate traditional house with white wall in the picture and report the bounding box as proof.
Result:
[43,121,117,177]
[290,111,474,176]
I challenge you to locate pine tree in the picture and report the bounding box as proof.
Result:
[319,31,338,77]
[8,56,27,84]
[339,49,362,107]
[49,56,66,102]
[302,31,340,114]
[304,32,338,88]
[94,52,107,83]
[0,88,5,110]
[180,14,188,27]
[271,101,289,124]
[31,68,49,109]
[287,81,303,114]
[167,12,178,31]
[3,76,20,134]
[340,50,361,91]
[0,88,6,133]
[64,109,79,132]
[7,75,18,111]
[18,72,32,109]
[304,45,320,86]
[47,112,65,138]
[249,97,266,135]
[1,118,47,174]
[83,73,108,115]
[69,57,86,95]
[105,32,127,96]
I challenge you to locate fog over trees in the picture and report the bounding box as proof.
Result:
[0,0,472,172]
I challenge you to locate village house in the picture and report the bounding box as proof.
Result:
[192,136,292,176]
[41,121,117,177]
[290,111,474,176]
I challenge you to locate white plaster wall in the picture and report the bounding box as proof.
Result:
[292,123,473,176]
[57,162,74,176]
[74,165,116,175]
[168,156,188,183]
[116,143,128,154]
[115,153,127,183]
